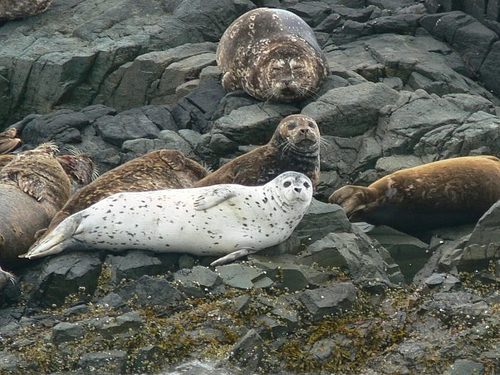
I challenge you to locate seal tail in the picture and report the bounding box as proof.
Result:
[21,214,81,259]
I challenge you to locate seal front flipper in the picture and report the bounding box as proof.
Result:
[7,173,47,201]
[210,248,258,267]
[21,213,82,259]
[221,72,241,92]
[193,187,236,210]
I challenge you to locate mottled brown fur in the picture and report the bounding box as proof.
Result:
[329,156,500,232]
[0,128,21,154]
[42,149,208,236]
[195,114,320,188]
[217,8,329,102]
[0,144,72,262]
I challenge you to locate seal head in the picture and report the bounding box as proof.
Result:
[217,8,329,102]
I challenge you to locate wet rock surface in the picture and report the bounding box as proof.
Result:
[0,0,499,374]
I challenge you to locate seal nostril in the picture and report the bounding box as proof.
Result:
[294,187,302,193]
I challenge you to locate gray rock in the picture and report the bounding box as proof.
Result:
[480,40,500,98]
[294,199,352,243]
[458,201,500,272]
[421,11,498,73]
[88,311,143,339]
[414,111,500,159]
[116,275,184,307]
[374,155,423,174]
[326,33,493,100]
[424,273,461,290]
[215,264,271,290]
[423,292,489,325]
[0,350,21,373]
[31,252,102,307]
[95,108,161,147]
[287,2,332,27]
[299,282,357,320]
[173,266,222,297]
[310,338,335,360]
[377,90,471,154]
[78,350,127,375]
[20,110,89,144]
[173,0,255,42]
[447,359,484,375]
[302,82,400,137]
[97,292,125,309]
[250,261,309,292]
[158,130,195,156]
[105,251,164,284]
[0,0,256,127]
[255,315,290,339]
[367,226,430,282]
[52,322,85,344]
[315,13,343,33]
[299,230,401,286]
[211,103,299,146]
[172,79,226,132]
[367,14,422,35]
[228,329,265,370]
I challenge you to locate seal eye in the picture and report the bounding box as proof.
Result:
[308,122,316,128]
[287,122,297,130]
[303,181,310,189]
[283,181,292,188]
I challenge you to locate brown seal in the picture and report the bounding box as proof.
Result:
[40,149,209,237]
[329,156,500,233]
[0,128,21,155]
[216,8,329,102]
[0,143,95,263]
[195,114,320,188]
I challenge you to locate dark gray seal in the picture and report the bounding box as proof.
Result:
[216,8,329,102]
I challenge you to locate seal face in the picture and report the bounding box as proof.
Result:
[0,143,95,263]
[24,172,313,266]
[216,8,329,102]
[329,156,500,233]
[196,114,321,188]
[39,149,209,239]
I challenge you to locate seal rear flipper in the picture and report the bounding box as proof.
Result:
[193,187,236,210]
[210,248,258,267]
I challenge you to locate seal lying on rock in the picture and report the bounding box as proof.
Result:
[0,0,54,21]
[0,128,21,154]
[196,114,321,189]
[24,172,313,266]
[0,143,95,263]
[329,156,500,233]
[216,8,329,102]
[37,149,208,241]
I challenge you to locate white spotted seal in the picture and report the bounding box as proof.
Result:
[217,8,329,102]
[23,172,313,266]
[195,114,321,189]
[329,156,500,233]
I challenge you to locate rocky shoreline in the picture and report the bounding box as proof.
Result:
[0,0,499,374]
